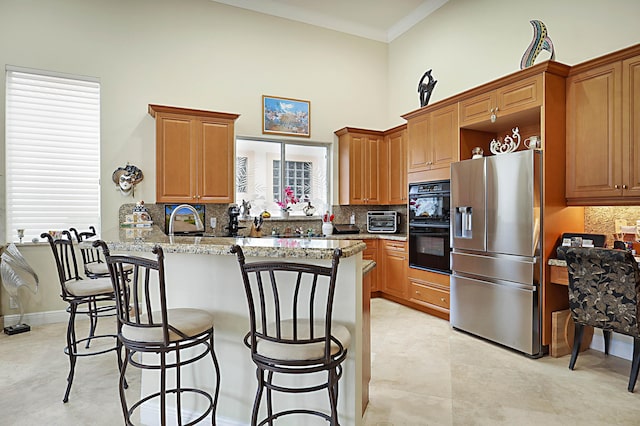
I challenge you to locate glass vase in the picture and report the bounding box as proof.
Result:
[303,201,316,216]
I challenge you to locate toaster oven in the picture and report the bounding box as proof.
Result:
[367,211,399,233]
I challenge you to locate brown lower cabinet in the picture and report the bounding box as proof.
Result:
[366,238,450,320]
[362,239,379,292]
[381,240,407,299]
[407,267,450,320]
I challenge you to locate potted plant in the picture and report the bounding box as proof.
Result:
[275,186,299,218]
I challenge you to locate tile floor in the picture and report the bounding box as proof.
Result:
[1,298,640,425]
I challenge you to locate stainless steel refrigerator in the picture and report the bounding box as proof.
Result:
[450,149,543,357]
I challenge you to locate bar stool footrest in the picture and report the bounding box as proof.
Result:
[128,387,214,426]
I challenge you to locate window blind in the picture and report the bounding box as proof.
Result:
[5,67,101,243]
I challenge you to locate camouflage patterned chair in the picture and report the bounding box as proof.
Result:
[558,246,640,392]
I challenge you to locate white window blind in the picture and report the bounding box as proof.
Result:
[5,67,101,243]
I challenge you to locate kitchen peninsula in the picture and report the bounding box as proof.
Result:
[90,226,367,425]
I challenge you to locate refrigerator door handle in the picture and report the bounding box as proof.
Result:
[452,271,537,292]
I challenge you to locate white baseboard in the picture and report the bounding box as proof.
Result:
[590,328,634,361]
[2,309,72,328]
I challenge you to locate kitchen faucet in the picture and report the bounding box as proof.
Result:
[168,204,205,236]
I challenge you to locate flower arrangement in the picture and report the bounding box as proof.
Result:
[275,186,299,211]
[323,211,334,223]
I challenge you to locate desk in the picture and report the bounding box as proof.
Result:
[549,264,569,286]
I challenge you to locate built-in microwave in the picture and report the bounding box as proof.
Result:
[367,211,399,233]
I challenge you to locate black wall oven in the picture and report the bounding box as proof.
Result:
[408,180,451,274]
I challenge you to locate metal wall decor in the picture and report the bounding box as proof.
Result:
[418,69,437,107]
[520,20,555,69]
[112,163,144,196]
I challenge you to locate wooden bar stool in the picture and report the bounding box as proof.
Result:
[95,240,221,425]
[230,244,349,425]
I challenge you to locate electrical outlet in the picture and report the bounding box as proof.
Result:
[9,296,18,309]
[210,217,217,228]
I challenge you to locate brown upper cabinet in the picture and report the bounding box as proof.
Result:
[403,102,458,183]
[149,104,239,204]
[566,45,640,205]
[336,125,408,206]
[385,125,408,204]
[336,128,385,205]
[459,75,542,126]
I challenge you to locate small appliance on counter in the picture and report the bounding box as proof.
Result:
[225,204,246,237]
[367,211,399,233]
[333,224,360,234]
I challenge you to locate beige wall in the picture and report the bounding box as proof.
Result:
[0,0,389,239]
[388,0,640,124]
[0,0,639,318]
[0,0,389,317]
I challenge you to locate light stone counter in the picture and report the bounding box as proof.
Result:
[96,225,366,259]
[89,225,366,425]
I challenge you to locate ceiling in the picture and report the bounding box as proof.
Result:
[210,0,449,42]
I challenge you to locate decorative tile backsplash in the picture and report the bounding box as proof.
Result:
[585,206,640,247]
[119,203,408,237]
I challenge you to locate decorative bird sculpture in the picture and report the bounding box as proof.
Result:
[418,69,437,107]
[520,20,555,69]
[1,244,39,334]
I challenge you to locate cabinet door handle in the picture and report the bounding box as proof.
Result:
[440,297,446,302]
[623,184,628,189]
[615,184,620,189]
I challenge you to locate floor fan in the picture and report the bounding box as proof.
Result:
[1,244,39,335]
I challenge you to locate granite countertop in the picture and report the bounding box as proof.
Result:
[85,225,367,260]
[363,260,377,275]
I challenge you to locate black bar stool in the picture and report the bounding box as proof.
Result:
[230,244,349,425]
[95,240,221,425]
[41,231,124,403]
[69,226,132,348]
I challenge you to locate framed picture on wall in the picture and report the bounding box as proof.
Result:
[262,95,310,137]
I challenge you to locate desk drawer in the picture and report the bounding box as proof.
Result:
[550,265,569,285]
